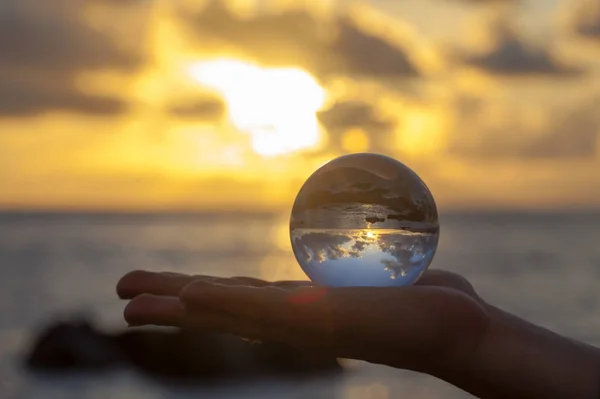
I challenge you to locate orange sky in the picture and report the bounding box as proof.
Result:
[1,0,599,212]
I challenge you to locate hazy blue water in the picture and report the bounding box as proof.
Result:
[1,211,600,399]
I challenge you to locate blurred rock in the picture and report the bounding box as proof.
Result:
[24,318,342,383]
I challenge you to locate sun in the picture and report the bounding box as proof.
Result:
[187,59,327,157]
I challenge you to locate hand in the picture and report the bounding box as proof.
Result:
[116,270,489,376]
[117,269,600,399]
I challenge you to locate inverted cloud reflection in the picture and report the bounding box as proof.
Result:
[291,229,438,282]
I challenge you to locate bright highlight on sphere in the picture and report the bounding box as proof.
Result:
[187,59,326,157]
[290,153,439,287]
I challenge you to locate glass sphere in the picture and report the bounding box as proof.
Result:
[290,153,439,287]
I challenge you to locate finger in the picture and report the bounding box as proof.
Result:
[117,270,311,299]
[117,271,251,299]
[222,278,313,290]
[122,291,293,343]
[199,277,312,289]
[204,277,313,290]
[179,281,489,366]
[124,294,185,327]
[182,309,288,343]
[417,269,478,297]
[226,276,271,287]
[181,282,294,323]
[117,271,198,299]
[122,292,269,337]
[181,282,334,343]
[180,282,461,342]
[269,280,314,289]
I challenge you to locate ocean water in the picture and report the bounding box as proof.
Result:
[1,211,600,399]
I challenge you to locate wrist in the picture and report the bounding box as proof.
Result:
[437,303,600,399]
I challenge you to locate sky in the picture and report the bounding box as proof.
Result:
[1,0,599,212]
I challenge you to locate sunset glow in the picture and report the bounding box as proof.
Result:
[1,0,599,212]
[187,59,327,157]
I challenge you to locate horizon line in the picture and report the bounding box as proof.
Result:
[1,207,600,216]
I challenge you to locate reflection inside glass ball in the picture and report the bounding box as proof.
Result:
[290,153,439,287]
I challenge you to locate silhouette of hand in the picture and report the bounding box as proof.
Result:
[118,270,600,398]
[117,270,489,375]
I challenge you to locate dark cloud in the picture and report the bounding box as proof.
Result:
[0,1,140,72]
[167,97,225,120]
[456,17,581,76]
[446,95,600,159]
[88,0,145,4]
[0,0,145,117]
[182,1,420,79]
[317,101,393,131]
[564,0,600,40]
[0,79,126,116]
[315,101,395,153]
[332,18,420,77]
[521,100,599,158]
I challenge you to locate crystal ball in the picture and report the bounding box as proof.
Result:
[290,153,439,287]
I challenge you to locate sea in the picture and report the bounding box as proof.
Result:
[1,211,600,399]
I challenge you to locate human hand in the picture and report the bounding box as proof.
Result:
[116,270,489,376]
[118,269,600,399]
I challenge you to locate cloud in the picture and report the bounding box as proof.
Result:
[332,17,420,77]
[446,94,600,159]
[450,0,518,3]
[166,97,225,120]
[291,232,359,264]
[0,1,141,72]
[521,100,599,158]
[292,230,384,265]
[317,101,393,130]
[182,1,420,79]
[0,79,126,117]
[455,15,581,76]
[316,101,395,151]
[291,230,436,281]
[562,0,600,40]
[0,0,146,117]
[377,233,437,279]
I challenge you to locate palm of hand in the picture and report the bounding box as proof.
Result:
[117,269,489,374]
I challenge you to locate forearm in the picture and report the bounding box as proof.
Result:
[438,305,600,399]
